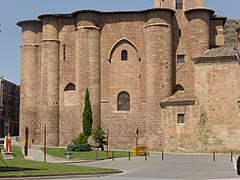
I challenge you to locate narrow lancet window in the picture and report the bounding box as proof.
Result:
[117,91,130,111]
[64,83,75,91]
[121,50,128,61]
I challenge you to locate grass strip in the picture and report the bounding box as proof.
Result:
[41,147,130,160]
[0,146,121,177]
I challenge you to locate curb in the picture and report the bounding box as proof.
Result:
[0,171,123,179]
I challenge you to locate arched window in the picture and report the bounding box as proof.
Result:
[121,50,128,61]
[176,0,183,9]
[64,83,76,91]
[117,91,130,111]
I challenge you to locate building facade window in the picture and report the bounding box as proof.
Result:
[63,44,66,61]
[177,113,185,123]
[64,83,75,91]
[121,50,128,61]
[179,29,182,37]
[177,54,185,63]
[176,0,183,9]
[117,91,130,111]
[1,109,5,116]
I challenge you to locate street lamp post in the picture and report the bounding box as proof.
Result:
[0,106,2,137]
[44,124,47,162]
[136,128,139,147]
[0,78,3,137]
[106,130,109,159]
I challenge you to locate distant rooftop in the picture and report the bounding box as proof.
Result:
[193,44,239,63]
[160,90,195,108]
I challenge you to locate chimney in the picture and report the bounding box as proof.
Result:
[154,0,161,8]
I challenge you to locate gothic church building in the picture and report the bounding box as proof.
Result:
[17,0,240,152]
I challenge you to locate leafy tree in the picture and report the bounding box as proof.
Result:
[92,126,107,151]
[82,88,93,137]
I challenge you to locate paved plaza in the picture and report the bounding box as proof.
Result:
[1,144,240,179]
[78,153,239,180]
[4,148,240,180]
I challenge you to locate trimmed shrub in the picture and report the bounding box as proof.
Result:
[68,144,76,151]
[76,132,88,145]
[68,144,92,152]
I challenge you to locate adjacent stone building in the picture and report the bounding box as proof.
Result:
[17,0,240,152]
[0,76,20,138]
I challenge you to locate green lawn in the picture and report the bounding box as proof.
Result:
[41,147,131,160]
[0,146,121,177]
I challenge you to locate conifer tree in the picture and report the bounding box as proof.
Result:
[82,88,93,137]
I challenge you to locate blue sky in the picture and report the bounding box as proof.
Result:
[0,0,239,84]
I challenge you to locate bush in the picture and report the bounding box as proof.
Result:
[68,144,92,152]
[68,144,76,151]
[91,126,106,151]
[76,132,88,145]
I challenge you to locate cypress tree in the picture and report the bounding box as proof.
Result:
[82,88,93,137]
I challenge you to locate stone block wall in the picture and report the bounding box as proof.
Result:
[161,105,197,152]
[100,13,148,150]
[194,61,240,151]
[161,0,203,10]
[17,1,230,151]
[173,9,211,91]
[19,21,41,144]
[210,18,225,47]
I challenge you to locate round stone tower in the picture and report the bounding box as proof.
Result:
[17,20,41,145]
[185,8,214,55]
[74,11,101,130]
[154,0,162,8]
[145,9,174,150]
[38,15,60,146]
[196,0,204,7]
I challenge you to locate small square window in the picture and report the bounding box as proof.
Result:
[177,55,185,63]
[177,114,184,123]
[176,0,183,9]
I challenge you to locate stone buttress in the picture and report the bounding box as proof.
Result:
[145,9,173,150]
[74,11,101,129]
[17,20,41,144]
[39,15,60,146]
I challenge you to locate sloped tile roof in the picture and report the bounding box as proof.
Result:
[37,8,175,19]
[185,7,215,15]
[17,20,41,27]
[197,44,237,58]
[210,15,227,24]
[192,44,239,63]
[160,90,195,108]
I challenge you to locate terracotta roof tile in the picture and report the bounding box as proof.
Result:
[17,20,41,27]
[185,7,215,15]
[196,44,237,58]
[192,44,239,63]
[160,90,195,108]
[38,8,175,19]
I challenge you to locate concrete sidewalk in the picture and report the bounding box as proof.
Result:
[28,145,88,164]
[12,141,74,163]
[27,145,59,163]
